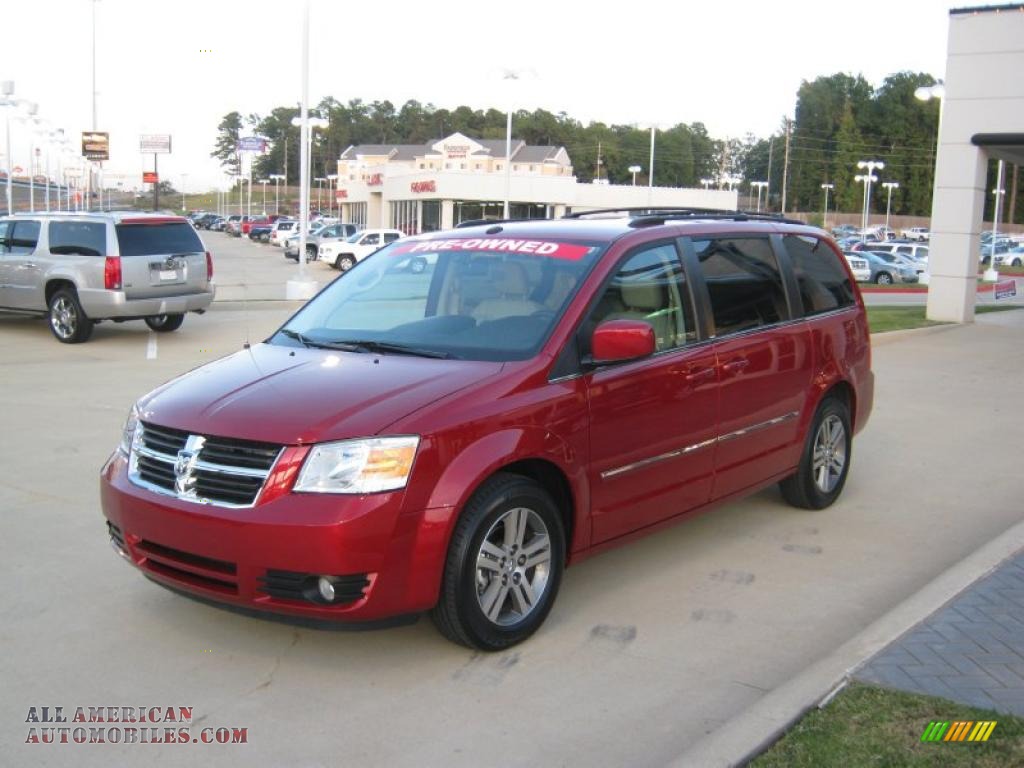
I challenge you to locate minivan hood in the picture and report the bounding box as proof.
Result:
[139,343,503,445]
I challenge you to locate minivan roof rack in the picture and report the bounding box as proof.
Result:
[562,206,804,227]
[455,218,526,229]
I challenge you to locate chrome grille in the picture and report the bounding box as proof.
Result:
[129,421,283,508]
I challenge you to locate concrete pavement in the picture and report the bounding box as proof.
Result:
[1,235,1023,767]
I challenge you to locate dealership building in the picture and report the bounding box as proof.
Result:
[333,132,737,233]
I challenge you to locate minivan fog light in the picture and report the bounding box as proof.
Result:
[317,576,336,602]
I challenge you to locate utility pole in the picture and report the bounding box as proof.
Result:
[594,141,602,181]
[781,119,792,214]
[718,138,729,189]
[1010,164,1019,225]
[766,136,774,211]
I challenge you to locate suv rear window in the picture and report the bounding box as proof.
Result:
[49,221,107,256]
[115,223,204,256]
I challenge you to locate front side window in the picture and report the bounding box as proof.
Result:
[361,233,380,246]
[275,237,604,362]
[783,234,854,316]
[49,221,107,256]
[692,236,787,336]
[587,243,695,352]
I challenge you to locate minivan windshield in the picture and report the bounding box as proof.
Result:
[272,236,605,361]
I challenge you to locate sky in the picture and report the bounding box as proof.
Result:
[2,0,955,191]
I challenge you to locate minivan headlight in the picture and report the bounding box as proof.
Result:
[119,404,141,455]
[294,436,419,494]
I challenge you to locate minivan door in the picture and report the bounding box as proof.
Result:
[115,220,209,299]
[584,241,719,544]
[687,235,812,500]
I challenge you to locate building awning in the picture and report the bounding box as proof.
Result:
[972,133,1024,165]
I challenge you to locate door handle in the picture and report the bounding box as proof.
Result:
[22,262,38,269]
[720,358,750,375]
[682,366,716,384]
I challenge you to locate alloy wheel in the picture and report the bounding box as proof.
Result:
[50,297,77,339]
[475,507,552,626]
[812,414,846,493]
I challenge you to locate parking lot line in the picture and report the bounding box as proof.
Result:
[146,332,158,360]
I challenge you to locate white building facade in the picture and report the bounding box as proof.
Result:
[333,132,737,233]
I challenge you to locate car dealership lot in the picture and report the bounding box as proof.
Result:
[2,237,1024,766]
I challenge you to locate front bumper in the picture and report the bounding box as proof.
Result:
[100,452,448,623]
[79,287,215,319]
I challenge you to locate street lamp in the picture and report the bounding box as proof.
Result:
[181,173,187,213]
[269,173,285,215]
[751,181,768,213]
[258,178,269,214]
[854,160,884,239]
[628,165,641,186]
[314,176,326,214]
[700,178,714,190]
[820,183,834,229]
[881,181,899,234]
[326,173,337,217]
[984,160,1006,283]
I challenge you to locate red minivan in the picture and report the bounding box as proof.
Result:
[101,211,873,650]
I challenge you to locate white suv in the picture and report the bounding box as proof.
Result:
[320,229,405,271]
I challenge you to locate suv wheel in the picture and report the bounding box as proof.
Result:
[335,254,356,271]
[306,244,318,260]
[875,272,893,285]
[145,314,185,332]
[48,287,93,344]
[431,473,565,650]
[780,396,852,510]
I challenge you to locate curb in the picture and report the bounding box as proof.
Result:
[666,518,1024,768]
[868,323,959,346]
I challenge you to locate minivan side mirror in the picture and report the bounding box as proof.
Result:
[591,319,656,364]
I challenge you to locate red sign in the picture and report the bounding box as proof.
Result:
[367,173,383,186]
[142,171,158,184]
[335,189,348,200]
[994,278,1017,300]
[392,238,591,261]
[411,180,437,194]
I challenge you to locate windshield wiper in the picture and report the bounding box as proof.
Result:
[331,339,453,359]
[279,328,321,348]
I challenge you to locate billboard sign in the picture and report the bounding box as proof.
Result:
[140,134,172,154]
[237,136,267,152]
[142,171,158,184]
[82,132,109,161]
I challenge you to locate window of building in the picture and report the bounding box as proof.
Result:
[496,164,503,171]
[445,162,451,169]
[419,163,425,169]
[475,164,481,170]
[529,165,535,172]
[691,236,788,335]
[782,234,854,316]
[460,163,466,170]
[389,200,420,235]
[587,243,695,352]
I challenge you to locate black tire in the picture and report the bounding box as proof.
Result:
[431,473,565,651]
[875,272,893,285]
[1012,258,1022,267]
[306,244,318,260]
[144,313,185,332]
[48,287,93,343]
[335,254,356,272]
[780,396,852,510]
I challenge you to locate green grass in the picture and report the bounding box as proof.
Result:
[866,305,1022,333]
[751,682,1024,767]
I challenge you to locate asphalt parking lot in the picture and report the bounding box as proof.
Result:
[2,232,1023,767]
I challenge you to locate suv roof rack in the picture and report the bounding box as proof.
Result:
[562,206,804,228]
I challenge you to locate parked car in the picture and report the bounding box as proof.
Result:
[981,238,1014,265]
[1001,246,1024,267]
[863,250,919,284]
[832,224,859,239]
[319,228,405,271]
[0,212,215,343]
[869,242,929,274]
[209,216,226,232]
[900,227,930,241]
[286,222,359,260]
[224,215,243,236]
[268,219,299,246]
[843,252,871,282]
[248,219,275,242]
[101,212,873,649]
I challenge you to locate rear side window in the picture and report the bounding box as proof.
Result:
[115,223,203,256]
[49,221,107,256]
[692,236,788,335]
[783,235,854,316]
[383,233,401,244]
[10,220,41,254]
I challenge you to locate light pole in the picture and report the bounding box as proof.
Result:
[326,173,337,217]
[269,173,284,215]
[314,176,326,213]
[700,178,714,190]
[628,165,641,186]
[820,183,834,229]
[751,181,768,213]
[259,178,269,214]
[648,125,656,205]
[181,173,187,213]
[854,160,884,239]
[1,80,14,214]
[984,160,1006,283]
[882,181,899,234]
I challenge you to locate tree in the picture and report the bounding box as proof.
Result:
[211,111,243,177]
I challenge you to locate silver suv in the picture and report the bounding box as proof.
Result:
[0,212,215,343]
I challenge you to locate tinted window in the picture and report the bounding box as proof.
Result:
[115,223,203,256]
[0,221,9,252]
[692,236,787,335]
[49,221,107,256]
[589,243,696,352]
[383,233,401,244]
[362,233,380,246]
[784,235,854,316]
[10,220,41,254]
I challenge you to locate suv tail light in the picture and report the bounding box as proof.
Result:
[104,256,122,290]
[206,251,214,281]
